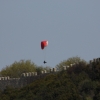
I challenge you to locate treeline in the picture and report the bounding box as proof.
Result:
[0,57,100,100]
[0,60,50,78]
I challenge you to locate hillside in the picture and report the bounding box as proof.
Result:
[0,59,100,100]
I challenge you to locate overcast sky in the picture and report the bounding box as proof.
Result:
[0,1,100,70]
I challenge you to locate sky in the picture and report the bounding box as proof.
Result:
[0,0,100,70]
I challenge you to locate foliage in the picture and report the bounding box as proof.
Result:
[0,60,50,78]
[35,66,51,75]
[0,57,100,100]
[0,60,37,78]
[56,56,87,71]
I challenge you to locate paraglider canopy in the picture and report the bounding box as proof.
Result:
[41,40,48,49]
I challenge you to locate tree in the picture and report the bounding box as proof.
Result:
[0,60,36,78]
[56,56,87,71]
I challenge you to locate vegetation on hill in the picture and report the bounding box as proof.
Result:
[56,56,87,70]
[0,60,50,78]
[0,57,100,100]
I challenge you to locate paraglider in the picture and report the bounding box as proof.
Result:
[43,61,47,64]
[41,40,48,64]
